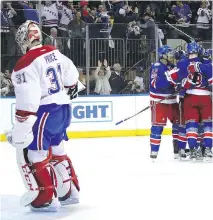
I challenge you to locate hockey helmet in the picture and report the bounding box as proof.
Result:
[158,45,174,63]
[186,41,200,54]
[15,20,42,54]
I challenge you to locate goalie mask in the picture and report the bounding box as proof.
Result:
[15,20,42,54]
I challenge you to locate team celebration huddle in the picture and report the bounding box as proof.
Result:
[149,43,212,162]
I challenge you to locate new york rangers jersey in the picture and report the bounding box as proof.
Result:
[150,61,177,104]
[176,57,211,96]
[58,5,73,31]
[12,45,79,114]
[172,4,192,24]
[41,3,59,27]
[197,61,213,85]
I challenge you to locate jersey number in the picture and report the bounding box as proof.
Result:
[188,72,202,87]
[46,64,62,94]
[16,73,27,84]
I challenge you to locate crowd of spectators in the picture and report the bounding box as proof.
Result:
[1,0,212,96]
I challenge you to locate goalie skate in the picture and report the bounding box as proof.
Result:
[29,197,60,212]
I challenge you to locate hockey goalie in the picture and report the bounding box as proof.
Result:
[5,20,81,212]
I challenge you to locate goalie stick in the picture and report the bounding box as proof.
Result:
[115,92,179,125]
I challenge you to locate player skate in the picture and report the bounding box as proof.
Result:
[203,148,213,162]
[179,149,188,161]
[5,20,81,212]
[150,151,158,160]
[189,148,203,162]
[173,140,179,159]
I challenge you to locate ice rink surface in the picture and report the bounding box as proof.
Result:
[0,136,212,220]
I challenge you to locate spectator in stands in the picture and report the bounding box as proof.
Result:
[1,1,24,68]
[44,27,63,52]
[41,1,59,38]
[84,6,96,23]
[0,70,14,96]
[58,0,73,37]
[69,11,86,38]
[171,1,193,41]
[68,11,86,66]
[111,8,137,39]
[93,60,111,95]
[109,62,129,94]
[172,1,192,26]
[84,7,100,38]
[80,0,89,17]
[21,1,39,23]
[96,4,109,37]
[197,0,212,40]
[144,5,155,18]
[143,12,156,52]
[111,0,125,14]
[10,1,26,26]
[131,68,145,94]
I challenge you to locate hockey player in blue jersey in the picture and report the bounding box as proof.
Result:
[165,42,212,161]
[149,45,179,159]
[174,45,209,160]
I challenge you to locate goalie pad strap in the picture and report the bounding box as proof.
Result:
[51,154,80,202]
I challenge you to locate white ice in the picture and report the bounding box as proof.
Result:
[0,136,213,220]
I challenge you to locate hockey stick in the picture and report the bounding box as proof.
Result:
[115,92,179,125]
[165,21,195,42]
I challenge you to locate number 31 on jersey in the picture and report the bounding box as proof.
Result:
[46,64,63,94]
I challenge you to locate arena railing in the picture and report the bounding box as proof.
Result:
[1,23,212,96]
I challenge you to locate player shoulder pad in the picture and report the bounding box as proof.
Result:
[14,45,57,72]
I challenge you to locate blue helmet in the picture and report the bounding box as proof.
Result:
[158,45,173,58]
[187,41,200,54]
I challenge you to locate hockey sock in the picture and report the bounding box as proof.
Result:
[150,126,163,152]
[186,121,198,149]
[178,125,187,150]
[202,121,212,149]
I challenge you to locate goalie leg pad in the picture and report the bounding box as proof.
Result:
[51,153,80,205]
[26,149,59,209]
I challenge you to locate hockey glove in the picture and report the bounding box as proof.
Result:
[67,83,78,100]
[187,62,201,74]
[182,76,196,90]
[165,68,179,86]
[5,115,37,149]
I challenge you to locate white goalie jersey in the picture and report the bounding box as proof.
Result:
[12,45,79,114]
